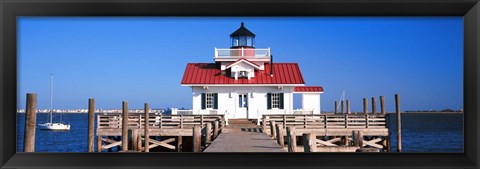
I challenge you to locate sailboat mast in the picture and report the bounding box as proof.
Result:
[50,73,53,124]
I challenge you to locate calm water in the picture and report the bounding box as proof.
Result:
[16,113,463,152]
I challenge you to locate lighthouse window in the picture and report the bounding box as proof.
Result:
[239,36,247,46]
[271,93,280,109]
[238,71,248,78]
[206,93,215,109]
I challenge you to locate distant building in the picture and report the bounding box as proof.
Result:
[179,22,324,119]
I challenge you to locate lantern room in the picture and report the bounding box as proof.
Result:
[230,22,255,48]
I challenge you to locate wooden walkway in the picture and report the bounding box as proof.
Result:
[204,121,286,152]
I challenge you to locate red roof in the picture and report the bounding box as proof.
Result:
[181,63,305,85]
[225,58,260,69]
[294,86,324,93]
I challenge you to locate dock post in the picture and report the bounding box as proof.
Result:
[346,100,351,114]
[353,131,363,148]
[371,97,376,114]
[144,103,150,152]
[206,122,212,143]
[24,93,37,152]
[270,121,277,139]
[88,98,95,152]
[193,125,202,152]
[334,101,338,114]
[395,94,402,152]
[262,116,267,133]
[380,96,386,114]
[363,98,368,114]
[286,127,297,152]
[177,136,183,152]
[97,135,102,152]
[121,101,128,151]
[341,100,345,113]
[276,124,284,147]
[302,133,316,152]
[213,121,219,139]
[132,129,138,151]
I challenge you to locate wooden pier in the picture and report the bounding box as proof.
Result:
[95,106,225,152]
[262,113,391,152]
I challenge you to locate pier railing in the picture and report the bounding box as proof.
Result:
[214,48,270,59]
[97,114,225,130]
[262,114,388,130]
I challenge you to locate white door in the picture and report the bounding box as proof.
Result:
[236,94,248,119]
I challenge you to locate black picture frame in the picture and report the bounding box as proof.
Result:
[1,0,478,168]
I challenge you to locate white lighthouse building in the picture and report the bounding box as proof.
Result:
[178,22,324,120]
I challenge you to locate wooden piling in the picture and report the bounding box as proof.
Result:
[286,127,297,152]
[144,103,150,152]
[213,121,219,139]
[121,101,128,151]
[206,122,212,143]
[88,98,95,152]
[276,124,284,147]
[193,125,202,152]
[132,129,138,151]
[371,97,376,114]
[346,100,351,114]
[137,129,142,151]
[334,101,338,114]
[270,121,277,139]
[380,96,386,114]
[302,133,317,152]
[97,136,102,152]
[363,98,368,114]
[177,136,183,152]
[353,131,363,147]
[395,94,402,152]
[24,93,37,152]
[341,100,345,114]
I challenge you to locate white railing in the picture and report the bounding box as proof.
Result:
[176,110,193,115]
[264,109,314,115]
[172,108,219,115]
[214,47,270,59]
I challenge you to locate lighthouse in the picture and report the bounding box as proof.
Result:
[180,22,324,120]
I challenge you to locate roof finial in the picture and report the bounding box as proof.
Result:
[241,22,244,27]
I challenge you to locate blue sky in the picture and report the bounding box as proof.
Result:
[17,17,463,112]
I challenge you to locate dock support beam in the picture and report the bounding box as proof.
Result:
[286,127,297,152]
[380,96,386,114]
[144,103,150,152]
[193,125,202,152]
[24,93,37,152]
[213,121,219,139]
[270,121,277,139]
[303,133,316,152]
[276,124,284,147]
[346,100,351,114]
[206,122,212,143]
[334,101,338,114]
[353,131,363,147]
[88,98,95,152]
[395,94,402,152]
[371,97,376,114]
[122,101,128,151]
[363,98,368,114]
[341,100,345,114]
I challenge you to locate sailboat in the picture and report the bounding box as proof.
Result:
[38,73,71,130]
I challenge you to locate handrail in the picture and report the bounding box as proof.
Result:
[97,114,225,130]
[262,114,388,129]
[214,47,270,58]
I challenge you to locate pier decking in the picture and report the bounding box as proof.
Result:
[204,120,286,152]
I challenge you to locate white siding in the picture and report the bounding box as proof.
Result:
[302,93,321,114]
[191,86,295,119]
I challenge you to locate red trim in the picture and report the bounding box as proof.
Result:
[294,86,324,92]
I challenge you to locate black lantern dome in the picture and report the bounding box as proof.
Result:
[230,22,255,48]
